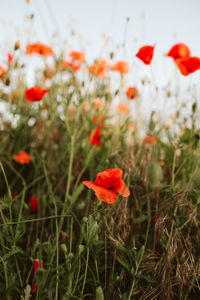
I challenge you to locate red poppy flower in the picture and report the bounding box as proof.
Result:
[126,87,138,99]
[33,259,44,295]
[92,115,104,127]
[82,168,130,204]
[7,52,13,65]
[62,60,80,72]
[24,86,49,102]
[13,151,31,164]
[136,45,155,65]
[30,197,38,212]
[112,60,129,74]
[175,56,200,76]
[26,43,53,56]
[167,43,190,59]
[0,65,6,78]
[69,51,85,62]
[90,59,110,78]
[143,135,157,145]
[88,125,101,146]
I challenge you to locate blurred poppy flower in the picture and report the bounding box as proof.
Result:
[62,60,80,72]
[167,43,190,59]
[175,56,200,76]
[82,168,130,204]
[143,135,157,145]
[153,215,159,222]
[126,87,138,99]
[94,98,102,110]
[13,151,31,164]
[92,115,105,127]
[69,51,85,62]
[112,60,129,74]
[43,66,55,79]
[90,59,110,78]
[116,102,130,114]
[7,52,13,65]
[88,125,101,146]
[136,45,155,65]
[30,197,38,213]
[33,259,43,295]
[26,43,53,56]
[0,65,6,78]
[24,86,49,102]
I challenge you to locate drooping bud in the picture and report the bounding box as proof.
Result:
[14,40,20,51]
[146,161,163,187]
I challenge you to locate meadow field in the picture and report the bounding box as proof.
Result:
[0,25,200,300]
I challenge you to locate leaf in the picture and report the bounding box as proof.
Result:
[134,214,148,223]
[2,247,23,261]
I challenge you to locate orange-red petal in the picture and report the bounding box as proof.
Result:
[136,45,155,65]
[82,181,118,204]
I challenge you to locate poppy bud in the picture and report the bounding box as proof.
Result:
[96,286,104,300]
[78,244,84,255]
[146,161,163,187]
[60,243,67,254]
[14,40,20,51]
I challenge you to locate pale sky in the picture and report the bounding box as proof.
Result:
[0,0,200,60]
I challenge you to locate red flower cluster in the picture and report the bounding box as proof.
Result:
[167,43,200,76]
[26,43,53,56]
[13,151,31,164]
[62,60,80,72]
[69,51,85,62]
[90,59,110,78]
[82,168,130,204]
[24,86,49,102]
[112,60,129,74]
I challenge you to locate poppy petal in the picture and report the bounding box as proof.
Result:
[94,168,123,189]
[114,180,130,197]
[82,181,118,204]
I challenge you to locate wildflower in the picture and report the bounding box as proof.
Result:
[136,45,155,65]
[32,259,43,295]
[175,56,200,76]
[30,197,38,213]
[143,135,157,145]
[94,98,102,110]
[126,87,138,99]
[90,59,109,78]
[167,43,190,59]
[82,168,130,204]
[153,215,159,222]
[26,43,53,56]
[7,53,13,65]
[0,65,6,78]
[92,115,104,127]
[24,86,49,102]
[13,151,31,164]
[112,60,129,74]
[62,60,80,72]
[69,51,85,62]
[88,126,101,146]
[116,102,130,114]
